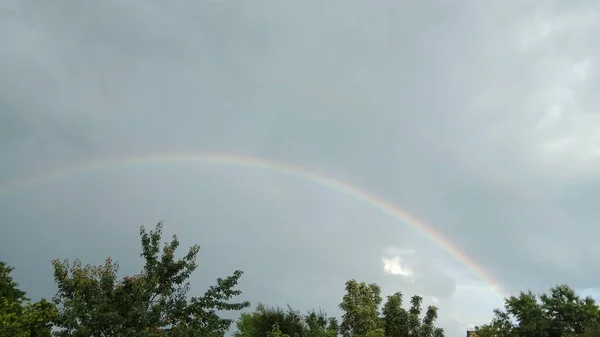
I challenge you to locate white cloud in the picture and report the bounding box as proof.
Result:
[382,247,416,278]
[383,255,414,280]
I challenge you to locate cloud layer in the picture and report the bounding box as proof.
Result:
[1,1,600,336]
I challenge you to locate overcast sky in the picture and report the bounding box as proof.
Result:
[1,1,600,336]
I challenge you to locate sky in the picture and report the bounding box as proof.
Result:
[1,1,600,336]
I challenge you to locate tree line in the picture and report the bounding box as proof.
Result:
[1,222,599,337]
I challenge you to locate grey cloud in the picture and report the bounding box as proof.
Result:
[2,1,600,336]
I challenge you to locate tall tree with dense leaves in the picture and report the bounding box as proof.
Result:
[382,292,409,337]
[0,261,57,337]
[339,279,384,337]
[476,285,600,337]
[381,292,444,337]
[51,222,250,337]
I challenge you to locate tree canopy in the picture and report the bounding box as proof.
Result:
[49,222,250,337]
[475,284,600,337]
[19,220,600,337]
[0,261,57,337]
[235,304,338,337]
[7,221,600,337]
[234,279,445,337]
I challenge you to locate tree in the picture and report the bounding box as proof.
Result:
[234,304,307,337]
[339,279,384,337]
[416,296,444,337]
[381,292,408,337]
[475,284,600,337]
[0,262,26,303]
[268,324,290,337]
[381,292,444,337]
[305,309,339,337]
[51,221,250,336]
[237,279,445,337]
[234,304,338,337]
[0,261,57,337]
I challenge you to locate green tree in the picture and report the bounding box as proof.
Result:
[339,279,384,337]
[381,292,444,337]
[234,304,338,337]
[0,262,26,303]
[569,322,600,337]
[476,285,600,337]
[268,324,290,337]
[234,279,445,337]
[0,261,57,337]
[382,292,408,337]
[305,309,338,337]
[234,304,307,337]
[51,221,250,337]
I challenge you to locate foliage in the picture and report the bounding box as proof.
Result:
[50,221,250,337]
[234,304,338,337]
[305,309,339,337]
[235,304,306,337]
[12,220,600,337]
[0,261,57,337]
[475,284,600,337]
[235,279,443,337]
[382,292,444,337]
[2,220,450,337]
[0,262,27,303]
[339,279,385,337]
[268,323,290,337]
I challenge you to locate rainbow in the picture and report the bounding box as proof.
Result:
[0,151,509,299]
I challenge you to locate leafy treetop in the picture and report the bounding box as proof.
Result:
[50,222,250,337]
